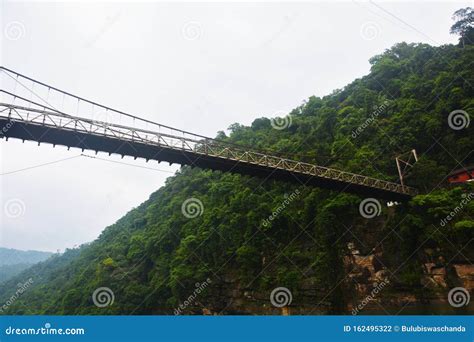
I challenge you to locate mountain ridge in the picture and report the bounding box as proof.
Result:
[0,247,53,284]
[0,41,473,315]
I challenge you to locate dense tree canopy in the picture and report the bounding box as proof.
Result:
[450,7,474,47]
[0,25,473,315]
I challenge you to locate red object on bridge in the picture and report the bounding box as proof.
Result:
[447,166,474,183]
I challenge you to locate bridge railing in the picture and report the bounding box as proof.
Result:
[0,102,417,197]
[0,67,220,149]
[0,101,201,151]
[0,67,418,197]
[0,67,288,158]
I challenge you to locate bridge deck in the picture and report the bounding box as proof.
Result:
[0,103,416,201]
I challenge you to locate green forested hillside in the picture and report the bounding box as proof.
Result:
[0,41,473,315]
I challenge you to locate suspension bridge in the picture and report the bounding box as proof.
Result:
[0,67,417,201]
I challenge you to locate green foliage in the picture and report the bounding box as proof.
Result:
[409,158,447,192]
[450,7,474,47]
[0,37,473,315]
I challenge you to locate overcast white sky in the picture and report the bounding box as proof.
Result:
[0,1,470,252]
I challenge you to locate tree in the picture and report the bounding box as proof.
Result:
[1,36,473,316]
[450,7,474,48]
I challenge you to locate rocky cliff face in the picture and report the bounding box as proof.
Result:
[345,242,474,314]
[194,251,473,315]
[190,211,473,316]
